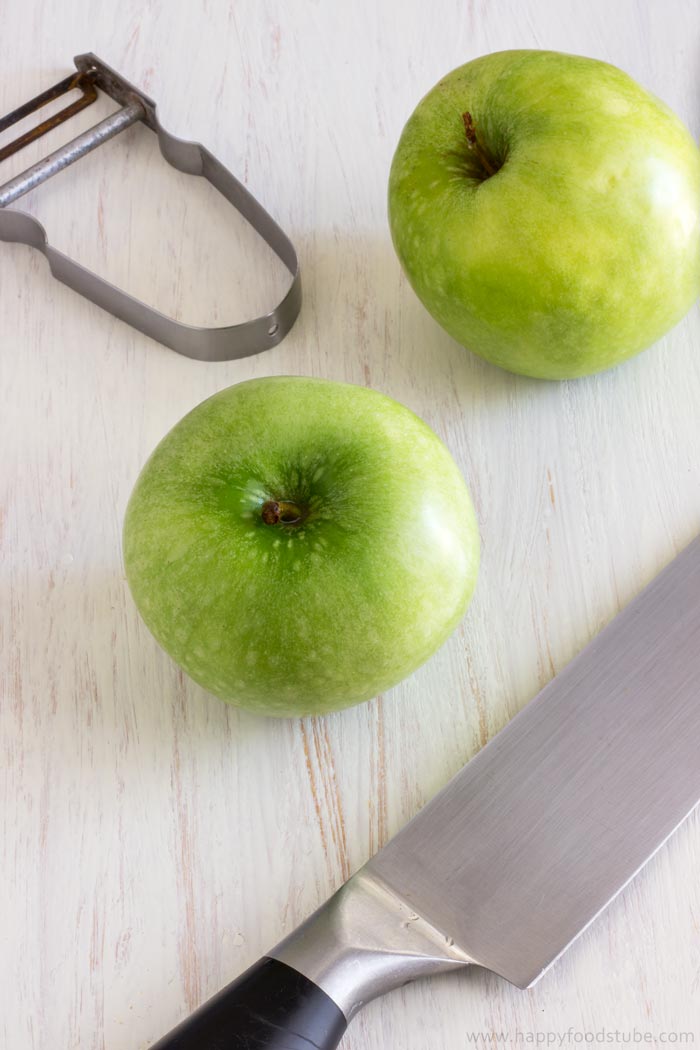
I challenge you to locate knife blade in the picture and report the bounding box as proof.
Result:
[151,535,700,1050]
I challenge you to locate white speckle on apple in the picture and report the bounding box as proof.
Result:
[603,95,631,116]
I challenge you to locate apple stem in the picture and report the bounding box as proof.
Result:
[462,111,497,178]
[261,499,304,526]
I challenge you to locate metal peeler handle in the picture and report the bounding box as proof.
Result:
[0,54,301,361]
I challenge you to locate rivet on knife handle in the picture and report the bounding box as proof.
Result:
[0,53,302,361]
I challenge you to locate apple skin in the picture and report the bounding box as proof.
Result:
[388,50,700,379]
[123,377,479,718]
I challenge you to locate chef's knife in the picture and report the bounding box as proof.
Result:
[151,535,700,1049]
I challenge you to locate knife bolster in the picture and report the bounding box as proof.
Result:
[269,867,473,1020]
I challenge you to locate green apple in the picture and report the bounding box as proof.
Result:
[388,50,700,379]
[123,377,479,717]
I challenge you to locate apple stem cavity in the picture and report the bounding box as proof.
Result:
[261,499,305,526]
[462,111,498,179]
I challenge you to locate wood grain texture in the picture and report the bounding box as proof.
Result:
[1,1,699,1046]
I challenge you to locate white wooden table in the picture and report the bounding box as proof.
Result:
[2,2,700,1046]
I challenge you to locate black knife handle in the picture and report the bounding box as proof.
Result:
[149,956,347,1050]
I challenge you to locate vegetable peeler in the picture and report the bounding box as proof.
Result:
[0,54,301,360]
